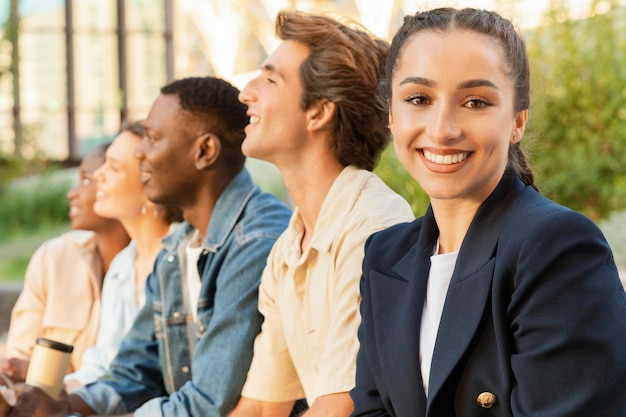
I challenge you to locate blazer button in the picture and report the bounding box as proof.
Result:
[477,392,497,408]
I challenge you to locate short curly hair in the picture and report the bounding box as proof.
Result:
[160,77,249,170]
[276,10,390,171]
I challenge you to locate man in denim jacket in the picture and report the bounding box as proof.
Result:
[4,77,291,417]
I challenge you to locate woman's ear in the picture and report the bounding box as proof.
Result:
[195,133,221,170]
[511,110,528,144]
[306,100,336,132]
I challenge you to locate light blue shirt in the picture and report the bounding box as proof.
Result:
[65,241,138,386]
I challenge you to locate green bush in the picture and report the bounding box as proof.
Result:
[0,255,31,281]
[375,144,429,217]
[526,2,626,221]
[0,174,71,242]
[0,155,29,187]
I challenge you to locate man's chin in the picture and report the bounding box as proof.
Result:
[145,184,160,202]
[241,139,257,159]
[146,192,168,208]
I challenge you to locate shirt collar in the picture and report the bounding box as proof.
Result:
[162,168,257,253]
[299,165,370,253]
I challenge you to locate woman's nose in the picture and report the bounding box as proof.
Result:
[427,103,462,144]
[67,185,78,200]
[93,165,104,182]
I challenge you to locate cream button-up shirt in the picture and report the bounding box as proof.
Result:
[242,166,415,404]
[6,230,103,372]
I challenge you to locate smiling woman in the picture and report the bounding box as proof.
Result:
[351,7,626,417]
[389,27,528,222]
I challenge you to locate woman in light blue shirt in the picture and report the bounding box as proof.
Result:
[64,121,182,391]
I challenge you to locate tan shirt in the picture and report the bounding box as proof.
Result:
[5,230,103,373]
[242,166,415,404]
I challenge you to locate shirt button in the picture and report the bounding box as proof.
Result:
[181,366,190,373]
[477,392,497,408]
[167,254,175,262]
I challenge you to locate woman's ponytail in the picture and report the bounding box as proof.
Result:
[508,143,538,191]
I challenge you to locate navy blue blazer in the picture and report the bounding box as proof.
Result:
[351,170,626,417]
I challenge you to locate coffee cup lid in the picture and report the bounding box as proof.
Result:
[35,337,74,353]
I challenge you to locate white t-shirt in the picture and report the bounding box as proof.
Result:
[419,244,459,396]
[185,231,203,321]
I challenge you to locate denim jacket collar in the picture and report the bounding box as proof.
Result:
[161,168,256,254]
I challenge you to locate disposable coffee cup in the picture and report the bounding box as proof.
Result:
[25,337,73,399]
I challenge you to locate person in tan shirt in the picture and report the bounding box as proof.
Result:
[1,145,130,381]
[230,10,414,417]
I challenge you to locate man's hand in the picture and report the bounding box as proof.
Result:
[9,385,68,417]
[0,388,11,417]
[0,358,29,384]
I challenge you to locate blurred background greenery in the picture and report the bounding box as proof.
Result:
[0,0,625,282]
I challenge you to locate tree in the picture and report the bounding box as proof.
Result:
[526,0,626,221]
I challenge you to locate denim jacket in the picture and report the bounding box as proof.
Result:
[74,168,291,417]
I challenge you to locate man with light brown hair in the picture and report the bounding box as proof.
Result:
[229,9,414,417]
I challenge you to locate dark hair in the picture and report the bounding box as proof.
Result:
[276,9,389,171]
[160,77,249,171]
[382,8,536,189]
[121,119,145,139]
[120,118,184,224]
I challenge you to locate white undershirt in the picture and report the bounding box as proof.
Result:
[185,231,203,321]
[419,242,459,396]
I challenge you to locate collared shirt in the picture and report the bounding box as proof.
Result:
[74,168,292,417]
[242,165,415,404]
[6,230,103,373]
[64,241,138,387]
